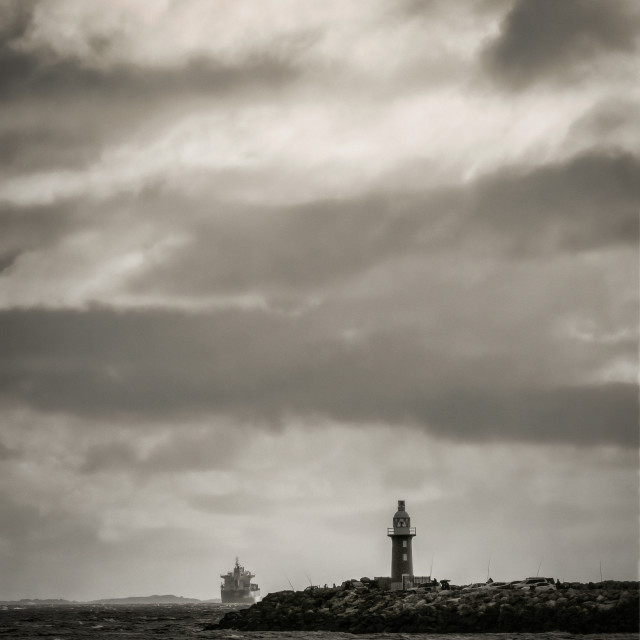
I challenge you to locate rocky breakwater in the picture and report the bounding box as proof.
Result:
[213,581,639,634]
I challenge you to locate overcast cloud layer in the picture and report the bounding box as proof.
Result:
[0,0,638,601]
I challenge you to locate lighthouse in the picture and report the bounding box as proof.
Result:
[387,499,416,587]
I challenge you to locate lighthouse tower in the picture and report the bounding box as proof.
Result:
[387,499,416,588]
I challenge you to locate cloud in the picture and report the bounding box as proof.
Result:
[469,148,640,254]
[189,491,273,516]
[566,97,640,153]
[0,146,636,447]
[123,191,451,297]
[0,1,299,179]
[0,199,82,258]
[120,148,639,300]
[482,0,640,89]
[0,51,298,179]
[0,306,635,447]
[79,424,250,475]
[0,127,103,174]
[0,0,299,102]
[0,50,297,103]
[79,440,140,474]
[0,440,18,461]
[0,0,37,43]
[0,0,637,602]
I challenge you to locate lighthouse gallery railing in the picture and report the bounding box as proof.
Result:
[387,527,416,535]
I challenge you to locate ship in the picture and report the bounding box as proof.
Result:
[220,558,261,604]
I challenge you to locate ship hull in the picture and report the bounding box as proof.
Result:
[221,590,260,604]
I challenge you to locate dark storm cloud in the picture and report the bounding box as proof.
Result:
[0,199,82,259]
[482,0,640,88]
[125,190,456,295]
[0,307,636,447]
[0,49,297,103]
[416,384,636,445]
[469,149,640,254]
[127,148,639,297]
[0,126,113,174]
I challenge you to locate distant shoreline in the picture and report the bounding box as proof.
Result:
[0,595,221,606]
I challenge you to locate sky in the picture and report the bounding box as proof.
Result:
[0,0,638,602]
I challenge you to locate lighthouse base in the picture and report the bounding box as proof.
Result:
[375,575,433,591]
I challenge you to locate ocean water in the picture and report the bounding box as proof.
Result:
[0,604,636,640]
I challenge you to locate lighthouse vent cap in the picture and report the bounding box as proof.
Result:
[394,499,409,518]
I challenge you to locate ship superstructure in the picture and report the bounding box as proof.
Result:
[220,558,261,604]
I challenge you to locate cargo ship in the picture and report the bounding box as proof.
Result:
[220,558,261,604]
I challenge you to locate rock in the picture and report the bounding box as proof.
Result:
[213,580,639,633]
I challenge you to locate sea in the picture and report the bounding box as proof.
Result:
[0,604,636,640]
